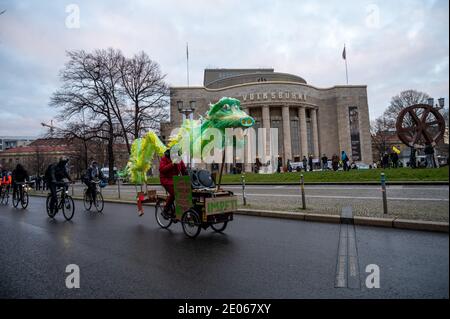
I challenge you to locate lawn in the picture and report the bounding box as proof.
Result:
[143,166,449,184]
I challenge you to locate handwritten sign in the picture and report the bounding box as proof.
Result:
[205,196,237,215]
[173,176,193,218]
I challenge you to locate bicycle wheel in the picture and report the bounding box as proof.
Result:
[155,199,172,229]
[211,221,228,232]
[21,191,29,209]
[93,191,104,213]
[62,196,75,221]
[2,189,9,205]
[12,192,19,208]
[83,191,92,211]
[181,209,201,238]
[46,195,55,218]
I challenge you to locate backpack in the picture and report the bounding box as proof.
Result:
[44,164,53,183]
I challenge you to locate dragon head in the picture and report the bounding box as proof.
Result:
[205,97,254,130]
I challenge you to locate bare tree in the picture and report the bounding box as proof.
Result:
[120,51,169,139]
[370,116,393,161]
[383,89,431,129]
[50,50,123,183]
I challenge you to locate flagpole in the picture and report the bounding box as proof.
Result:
[186,42,190,87]
[345,58,349,85]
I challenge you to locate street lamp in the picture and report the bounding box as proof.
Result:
[177,100,197,120]
[427,97,445,110]
[176,100,197,167]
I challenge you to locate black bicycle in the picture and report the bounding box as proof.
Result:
[12,182,30,209]
[83,180,104,212]
[46,183,75,221]
[0,184,10,205]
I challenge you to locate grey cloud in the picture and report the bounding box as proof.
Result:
[0,0,448,135]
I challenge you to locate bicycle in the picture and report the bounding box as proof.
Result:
[83,180,104,213]
[46,182,75,221]
[12,182,31,209]
[0,184,10,205]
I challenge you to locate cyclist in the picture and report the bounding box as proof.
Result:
[1,168,12,195]
[12,164,29,202]
[45,157,72,215]
[159,148,187,218]
[83,160,105,204]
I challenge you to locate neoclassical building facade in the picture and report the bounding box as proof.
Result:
[161,68,373,171]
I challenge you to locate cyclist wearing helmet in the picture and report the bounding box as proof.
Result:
[45,157,72,215]
[83,160,105,203]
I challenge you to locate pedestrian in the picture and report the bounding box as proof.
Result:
[302,156,308,172]
[382,153,389,169]
[321,154,328,170]
[341,151,349,171]
[287,159,292,172]
[391,152,399,168]
[424,142,435,168]
[331,154,339,171]
[308,155,313,172]
[36,175,41,190]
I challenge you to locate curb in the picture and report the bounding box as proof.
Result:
[123,181,449,186]
[236,209,448,233]
[29,193,449,233]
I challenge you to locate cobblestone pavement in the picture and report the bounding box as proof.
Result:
[31,183,449,222]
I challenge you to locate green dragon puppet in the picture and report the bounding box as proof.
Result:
[126,97,255,183]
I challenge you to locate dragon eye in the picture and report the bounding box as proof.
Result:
[223,104,230,110]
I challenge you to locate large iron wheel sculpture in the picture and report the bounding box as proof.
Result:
[396,104,446,149]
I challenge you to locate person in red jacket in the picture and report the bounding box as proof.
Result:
[159,148,187,217]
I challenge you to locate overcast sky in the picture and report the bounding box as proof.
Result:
[0,0,448,137]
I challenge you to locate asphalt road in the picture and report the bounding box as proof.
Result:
[0,197,448,298]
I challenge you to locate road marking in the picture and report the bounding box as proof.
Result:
[335,207,360,289]
[234,193,449,202]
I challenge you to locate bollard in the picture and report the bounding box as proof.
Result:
[381,172,388,214]
[241,174,247,206]
[300,174,306,209]
[117,178,121,199]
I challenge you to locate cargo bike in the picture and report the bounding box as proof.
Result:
[148,172,237,238]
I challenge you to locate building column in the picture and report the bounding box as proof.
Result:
[311,108,319,158]
[298,106,308,158]
[242,106,252,173]
[262,105,271,158]
[282,105,292,166]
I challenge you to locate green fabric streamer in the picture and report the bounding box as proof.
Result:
[126,97,254,184]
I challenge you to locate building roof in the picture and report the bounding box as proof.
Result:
[203,68,307,89]
[0,145,77,155]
